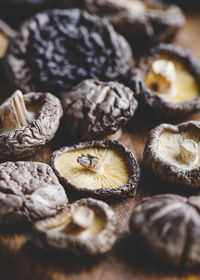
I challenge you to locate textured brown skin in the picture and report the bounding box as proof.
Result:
[5,9,134,96]
[61,0,185,45]
[61,79,138,142]
[51,140,140,199]
[0,92,63,160]
[133,43,200,120]
[0,161,68,225]
[33,198,117,256]
[130,194,200,268]
[144,121,200,189]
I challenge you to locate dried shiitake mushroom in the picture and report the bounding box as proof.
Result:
[144,121,200,189]
[51,140,140,198]
[0,90,63,160]
[5,9,134,96]
[130,194,200,268]
[33,198,117,255]
[61,79,138,142]
[0,161,68,225]
[61,0,185,45]
[134,44,200,119]
[0,0,60,27]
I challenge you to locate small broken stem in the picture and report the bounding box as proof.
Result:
[0,90,32,132]
[179,139,198,165]
[77,153,104,174]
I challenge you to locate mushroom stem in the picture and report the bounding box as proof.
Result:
[72,206,94,229]
[0,90,32,132]
[151,59,177,97]
[77,153,104,174]
[179,139,198,165]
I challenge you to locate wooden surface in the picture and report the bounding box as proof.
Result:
[1,10,200,280]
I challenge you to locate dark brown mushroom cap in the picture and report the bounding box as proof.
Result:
[33,198,117,255]
[144,121,200,189]
[61,0,185,44]
[51,140,140,198]
[61,79,138,141]
[0,92,63,160]
[134,43,200,119]
[5,9,134,96]
[0,0,61,27]
[0,161,68,225]
[130,194,200,268]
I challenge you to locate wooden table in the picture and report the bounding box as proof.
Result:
[1,10,200,280]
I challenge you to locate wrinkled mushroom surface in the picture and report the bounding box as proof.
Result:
[61,0,185,44]
[33,198,117,255]
[0,90,63,160]
[5,9,134,96]
[0,161,68,225]
[51,140,140,198]
[144,121,200,189]
[61,79,138,142]
[135,44,200,119]
[130,194,200,268]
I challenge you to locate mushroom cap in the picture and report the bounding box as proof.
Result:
[0,161,68,225]
[51,140,140,198]
[5,9,134,96]
[61,0,185,44]
[33,198,117,255]
[144,120,200,189]
[130,194,200,268]
[134,43,200,119]
[61,79,138,141]
[0,91,63,160]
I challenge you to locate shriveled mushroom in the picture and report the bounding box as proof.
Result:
[5,9,134,96]
[0,90,63,160]
[130,194,200,268]
[144,121,200,189]
[62,79,138,142]
[134,43,200,119]
[61,0,185,44]
[0,161,68,225]
[33,198,117,255]
[51,140,140,198]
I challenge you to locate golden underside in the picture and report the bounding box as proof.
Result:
[145,55,199,103]
[158,131,200,169]
[51,210,105,239]
[55,147,129,190]
[0,32,8,57]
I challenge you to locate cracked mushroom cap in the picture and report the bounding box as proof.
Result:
[134,43,200,119]
[61,79,138,141]
[0,161,68,225]
[61,0,185,44]
[5,9,134,96]
[33,198,117,255]
[144,121,200,189]
[0,90,63,160]
[51,140,140,198]
[130,194,200,268]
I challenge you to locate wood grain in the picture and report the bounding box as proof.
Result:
[1,10,200,280]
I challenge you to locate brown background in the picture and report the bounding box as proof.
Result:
[0,9,200,280]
